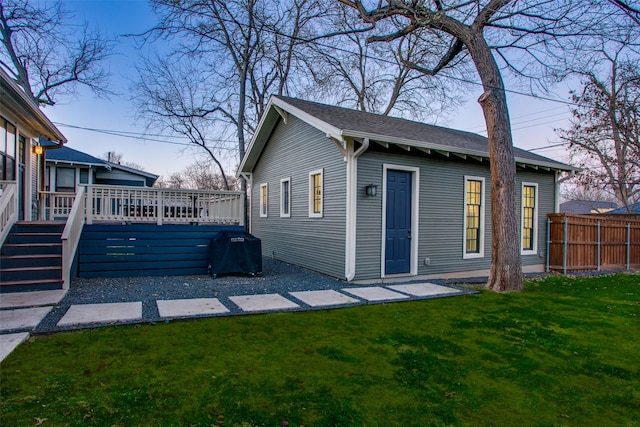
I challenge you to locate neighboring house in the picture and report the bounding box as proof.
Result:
[239,96,576,281]
[559,200,618,214]
[0,67,66,222]
[44,142,158,193]
[608,202,640,214]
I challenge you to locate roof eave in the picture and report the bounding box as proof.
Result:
[46,158,109,169]
[238,96,344,175]
[342,129,575,172]
[0,68,67,144]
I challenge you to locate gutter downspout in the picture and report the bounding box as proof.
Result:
[239,172,252,232]
[345,137,369,281]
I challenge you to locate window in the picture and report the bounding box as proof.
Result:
[0,117,16,181]
[463,176,485,258]
[56,167,75,193]
[79,169,89,184]
[521,183,538,253]
[259,183,268,217]
[309,169,323,217]
[280,178,291,217]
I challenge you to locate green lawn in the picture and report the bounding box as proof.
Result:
[1,274,639,427]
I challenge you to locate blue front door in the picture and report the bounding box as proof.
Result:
[385,170,412,275]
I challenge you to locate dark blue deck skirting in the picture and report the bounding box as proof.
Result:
[78,223,244,278]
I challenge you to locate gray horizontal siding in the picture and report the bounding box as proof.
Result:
[250,115,346,278]
[355,151,555,280]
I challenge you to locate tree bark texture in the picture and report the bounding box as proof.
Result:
[465,33,523,291]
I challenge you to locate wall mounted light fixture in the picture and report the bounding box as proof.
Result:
[33,145,43,155]
[365,184,377,197]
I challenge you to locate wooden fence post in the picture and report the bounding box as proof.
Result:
[596,221,601,271]
[627,223,631,271]
[546,217,551,273]
[563,216,568,275]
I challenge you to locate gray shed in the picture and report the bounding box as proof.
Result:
[238,96,575,281]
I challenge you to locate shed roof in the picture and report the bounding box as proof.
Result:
[239,96,575,174]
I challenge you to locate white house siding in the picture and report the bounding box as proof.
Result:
[250,115,347,278]
[95,169,146,186]
[354,149,555,280]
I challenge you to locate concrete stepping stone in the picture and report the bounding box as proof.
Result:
[0,306,52,331]
[342,286,410,302]
[387,283,461,297]
[229,293,299,312]
[157,298,229,318]
[58,302,142,326]
[0,290,67,309]
[0,332,30,362]
[289,290,359,307]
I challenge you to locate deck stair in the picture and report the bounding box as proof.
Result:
[0,222,65,293]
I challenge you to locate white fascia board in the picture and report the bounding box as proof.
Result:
[272,97,343,141]
[0,68,67,144]
[237,96,344,175]
[46,159,108,169]
[341,129,575,172]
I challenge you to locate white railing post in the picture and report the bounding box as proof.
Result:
[0,182,18,246]
[61,186,86,289]
[158,188,163,225]
[85,185,93,224]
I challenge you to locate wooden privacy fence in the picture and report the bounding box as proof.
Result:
[547,213,640,273]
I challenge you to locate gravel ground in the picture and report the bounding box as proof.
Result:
[31,258,474,334]
[27,261,626,334]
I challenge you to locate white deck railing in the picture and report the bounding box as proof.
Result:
[39,191,76,221]
[0,181,18,245]
[61,186,86,289]
[85,185,244,225]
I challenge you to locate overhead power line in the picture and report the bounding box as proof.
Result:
[53,122,238,149]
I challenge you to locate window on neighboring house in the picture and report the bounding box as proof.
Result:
[309,169,323,218]
[56,167,75,193]
[280,177,291,217]
[463,176,485,258]
[45,166,50,191]
[79,169,89,184]
[259,183,268,217]
[522,183,538,253]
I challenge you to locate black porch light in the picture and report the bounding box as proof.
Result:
[365,183,378,197]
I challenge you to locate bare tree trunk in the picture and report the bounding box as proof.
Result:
[466,33,523,291]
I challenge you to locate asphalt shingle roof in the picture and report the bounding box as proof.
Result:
[560,200,619,214]
[276,96,571,169]
[608,202,640,214]
[43,143,108,167]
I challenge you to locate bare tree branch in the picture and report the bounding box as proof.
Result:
[0,0,112,105]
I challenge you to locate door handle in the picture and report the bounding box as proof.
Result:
[408,229,411,239]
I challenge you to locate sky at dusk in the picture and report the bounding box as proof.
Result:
[43,0,578,180]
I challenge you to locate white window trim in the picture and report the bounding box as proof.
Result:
[521,182,539,255]
[380,164,420,278]
[259,183,268,217]
[308,169,323,218]
[280,177,291,218]
[463,175,486,259]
